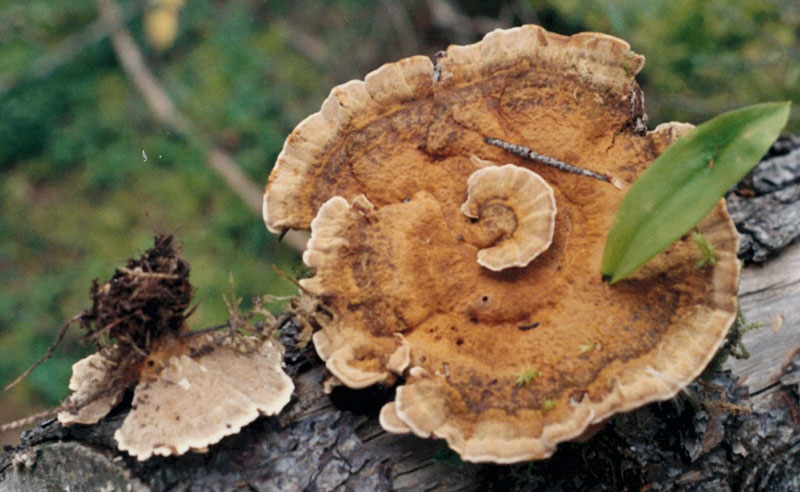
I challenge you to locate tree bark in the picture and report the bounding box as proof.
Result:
[2,136,800,491]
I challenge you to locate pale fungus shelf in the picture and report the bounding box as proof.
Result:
[57,351,128,426]
[114,334,293,461]
[264,25,740,463]
[59,334,294,461]
[55,236,295,461]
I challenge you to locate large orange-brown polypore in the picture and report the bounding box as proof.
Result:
[265,25,740,463]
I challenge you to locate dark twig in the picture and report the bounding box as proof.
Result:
[272,265,311,295]
[83,316,127,343]
[3,315,82,392]
[179,322,230,338]
[485,136,613,184]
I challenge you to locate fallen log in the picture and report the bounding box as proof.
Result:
[2,136,799,491]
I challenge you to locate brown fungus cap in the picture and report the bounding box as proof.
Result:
[460,163,556,271]
[267,25,739,463]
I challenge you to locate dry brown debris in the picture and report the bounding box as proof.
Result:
[80,235,192,352]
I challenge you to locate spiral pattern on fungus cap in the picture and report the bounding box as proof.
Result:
[460,162,557,271]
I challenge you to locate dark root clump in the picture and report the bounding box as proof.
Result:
[80,235,193,353]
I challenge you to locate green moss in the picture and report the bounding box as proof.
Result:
[702,304,760,380]
[692,232,718,268]
[579,339,596,354]
[515,367,541,387]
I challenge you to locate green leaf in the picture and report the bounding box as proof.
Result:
[602,101,790,284]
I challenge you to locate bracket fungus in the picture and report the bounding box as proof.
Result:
[59,333,293,461]
[56,236,294,461]
[114,334,293,460]
[265,25,740,462]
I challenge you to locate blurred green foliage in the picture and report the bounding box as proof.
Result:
[0,0,325,410]
[0,0,797,423]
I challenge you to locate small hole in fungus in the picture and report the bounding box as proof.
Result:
[481,296,489,302]
[146,360,155,367]
[570,390,588,404]
[456,338,464,346]
[469,317,478,324]
[470,218,478,224]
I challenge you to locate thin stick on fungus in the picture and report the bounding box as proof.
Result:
[484,136,612,183]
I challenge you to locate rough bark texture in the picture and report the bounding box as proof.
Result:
[2,136,800,491]
[727,134,800,263]
[1,395,392,492]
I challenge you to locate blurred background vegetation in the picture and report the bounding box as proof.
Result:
[1,0,798,444]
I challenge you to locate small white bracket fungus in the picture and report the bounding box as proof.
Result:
[57,351,127,425]
[59,335,294,462]
[114,337,293,461]
[461,164,557,271]
[379,401,412,434]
